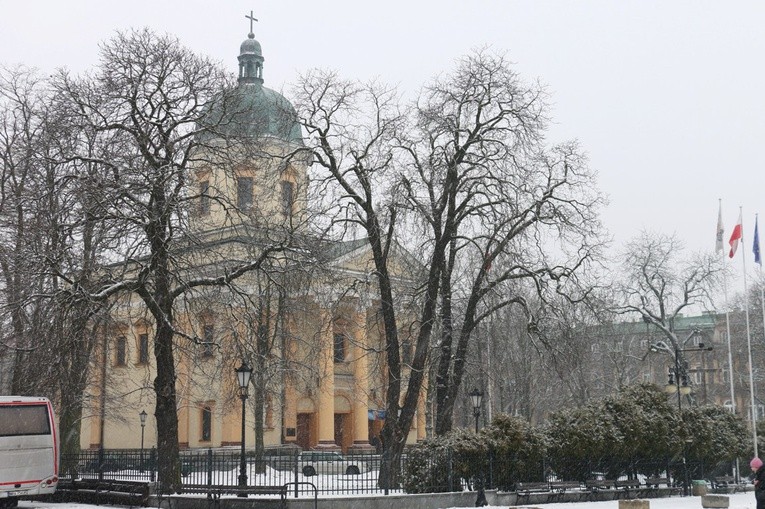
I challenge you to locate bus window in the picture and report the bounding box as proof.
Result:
[0,404,51,436]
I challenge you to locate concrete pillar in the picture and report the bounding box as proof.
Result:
[416,392,427,441]
[316,311,337,448]
[349,309,372,452]
[701,495,730,508]
[618,501,650,509]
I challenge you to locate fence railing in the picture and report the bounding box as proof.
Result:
[60,447,739,497]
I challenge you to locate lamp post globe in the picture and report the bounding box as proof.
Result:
[469,388,483,433]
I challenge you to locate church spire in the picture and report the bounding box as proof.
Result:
[238,10,264,85]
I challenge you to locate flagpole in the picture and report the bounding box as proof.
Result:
[739,208,758,458]
[719,200,737,416]
[757,214,765,461]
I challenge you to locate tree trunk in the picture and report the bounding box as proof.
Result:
[58,389,84,476]
[435,273,455,436]
[153,318,181,492]
[254,335,266,474]
[378,420,406,489]
[57,296,102,471]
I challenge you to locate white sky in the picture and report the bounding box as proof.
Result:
[2,0,764,275]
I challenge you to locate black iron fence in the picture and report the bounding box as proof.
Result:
[61,447,742,497]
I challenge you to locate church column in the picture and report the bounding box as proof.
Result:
[417,390,427,441]
[349,308,373,452]
[316,310,338,449]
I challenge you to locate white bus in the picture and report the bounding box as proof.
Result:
[0,397,59,508]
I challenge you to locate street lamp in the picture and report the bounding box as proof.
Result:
[235,361,253,494]
[650,331,713,497]
[469,388,483,433]
[469,388,487,507]
[139,410,147,473]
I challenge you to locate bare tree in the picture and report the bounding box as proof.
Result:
[293,70,427,487]
[613,231,723,383]
[52,29,303,491]
[0,66,115,471]
[0,66,51,394]
[292,49,606,485]
[398,50,606,435]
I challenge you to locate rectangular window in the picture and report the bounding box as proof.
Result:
[115,336,126,366]
[202,324,214,357]
[333,332,346,362]
[281,180,294,218]
[0,405,51,437]
[138,333,149,364]
[201,406,212,442]
[237,177,253,210]
[199,180,210,215]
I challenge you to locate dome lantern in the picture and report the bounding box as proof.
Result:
[238,11,264,85]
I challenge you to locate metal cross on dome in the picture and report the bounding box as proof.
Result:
[245,10,258,34]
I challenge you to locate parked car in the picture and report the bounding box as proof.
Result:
[298,451,366,476]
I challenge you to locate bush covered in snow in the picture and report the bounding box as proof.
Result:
[403,383,749,493]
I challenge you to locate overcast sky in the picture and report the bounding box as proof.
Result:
[2,0,764,283]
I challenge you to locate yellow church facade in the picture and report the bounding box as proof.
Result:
[79,25,426,454]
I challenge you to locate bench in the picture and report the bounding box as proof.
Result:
[614,479,641,490]
[549,480,581,492]
[515,481,550,494]
[710,476,737,491]
[181,484,287,508]
[585,479,614,491]
[644,477,670,488]
[56,479,150,507]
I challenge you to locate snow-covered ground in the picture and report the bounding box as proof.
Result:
[449,492,757,509]
[16,492,760,509]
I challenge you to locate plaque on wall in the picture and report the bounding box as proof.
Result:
[286,427,296,437]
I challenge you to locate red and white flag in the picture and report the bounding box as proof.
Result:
[729,211,743,258]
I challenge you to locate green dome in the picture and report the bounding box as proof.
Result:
[240,35,262,57]
[202,30,303,145]
[213,82,303,145]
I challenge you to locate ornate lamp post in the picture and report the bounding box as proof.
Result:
[236,361,253,494]
[650,330,713,497]
[469,388,487,507]
[139,410,147,472]
[469,388,483,433]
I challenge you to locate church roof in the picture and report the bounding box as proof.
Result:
[210,83,303,144]
[203,23,303,145]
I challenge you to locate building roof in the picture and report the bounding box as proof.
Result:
[202,30,303,145]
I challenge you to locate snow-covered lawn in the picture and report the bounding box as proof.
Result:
[18,492,760,509]
[448,492,757,509]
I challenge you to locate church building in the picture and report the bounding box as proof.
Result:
[79,20,427,453]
